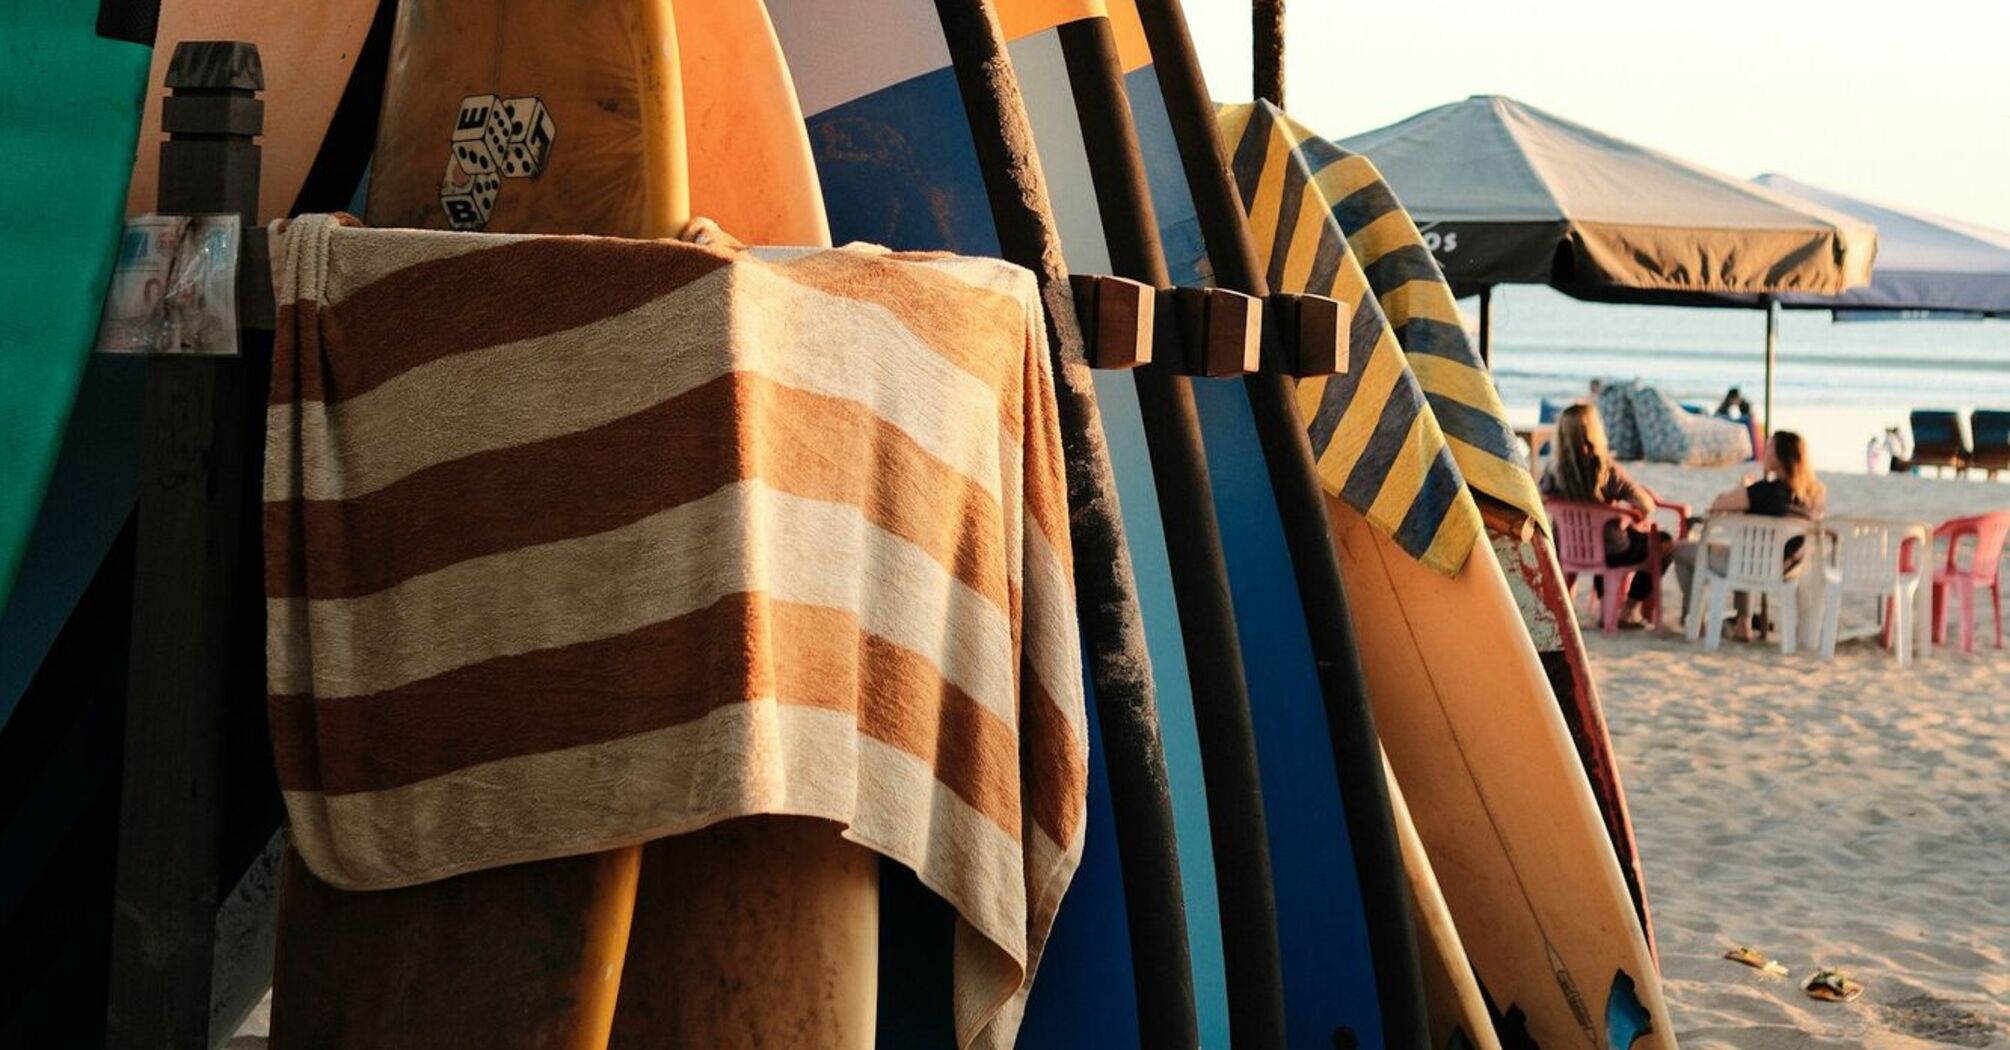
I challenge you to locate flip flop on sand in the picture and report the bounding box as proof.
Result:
[1723,947,1790,977]
[1803,968,1864,1002]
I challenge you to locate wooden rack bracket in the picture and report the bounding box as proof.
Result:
[1265,292,1347,377]
[1068,273,1156,370]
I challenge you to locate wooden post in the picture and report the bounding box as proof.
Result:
[105,41,263,1050]
[1267,292,1345,377]
[1069,273,1156,369]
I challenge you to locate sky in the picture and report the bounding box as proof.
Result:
[1186,0,2010,231]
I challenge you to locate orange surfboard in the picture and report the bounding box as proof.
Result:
[128,0,384,222]
[365,0,689,237]
[366,0,827,245]
[671,0,829,244]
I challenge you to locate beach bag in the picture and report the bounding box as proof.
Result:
[1596,380,1643,460]
[1630,386,1753,467]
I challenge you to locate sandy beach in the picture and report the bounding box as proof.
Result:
[1588,462,2009,1049]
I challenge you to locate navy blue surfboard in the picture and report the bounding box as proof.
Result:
[1132,62,1385,1049]
[1114,0,1429,1045]
[1016,12,1408,1047]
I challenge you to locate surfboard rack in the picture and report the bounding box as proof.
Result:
[1090,276,1343,381]
[105,40,268,1050]
[1083,273,1335,378]
[1157,286,1260,377]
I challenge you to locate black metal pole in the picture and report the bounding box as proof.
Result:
[1253,0,1285,107]
[1478,285,1494,368]
[1763,295,1779,441]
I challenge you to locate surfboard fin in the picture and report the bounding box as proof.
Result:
[1605,970,1655,1048]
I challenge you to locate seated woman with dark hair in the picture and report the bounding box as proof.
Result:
[1673,430,1828,641]
[1540,403,1669,629]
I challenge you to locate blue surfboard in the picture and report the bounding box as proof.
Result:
[1132,66,1385,1049]
[1021,16,1398,1048]
[1112,1,1429,1044]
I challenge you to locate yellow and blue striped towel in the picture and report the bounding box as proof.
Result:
[1219,101,1548,574]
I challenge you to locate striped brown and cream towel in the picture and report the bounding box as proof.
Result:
[265,214,1087,1048]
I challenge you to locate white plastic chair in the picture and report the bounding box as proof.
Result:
[1528,424,1557,477]
[1815,518,1928,666]
[1684,514,1813,654]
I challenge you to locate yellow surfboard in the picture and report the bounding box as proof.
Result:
[1386,755,1501,1050]
[1330,496,1671,1049]
[1212,84,1668,1050]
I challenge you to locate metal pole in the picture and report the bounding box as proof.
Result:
[1253,0,1285,105]
[1763,295,1779,441]
[1478,285,1494,367]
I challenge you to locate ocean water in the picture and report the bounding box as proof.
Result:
[1479,285,2010,472]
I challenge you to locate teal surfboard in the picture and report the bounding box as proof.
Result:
[0,0,157,606]
[0,8,157,1039]
[0,11,391,1041]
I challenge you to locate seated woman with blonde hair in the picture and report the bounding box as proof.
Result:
[1541,403,1669,629]
[1673,430,1828,642]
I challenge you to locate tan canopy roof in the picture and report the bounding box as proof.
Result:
[1340,96,1877,299]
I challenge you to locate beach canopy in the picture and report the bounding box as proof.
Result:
[1340,96,1877,300]
[1754,174,2010,317]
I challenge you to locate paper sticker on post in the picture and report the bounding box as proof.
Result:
[96,215,241,357]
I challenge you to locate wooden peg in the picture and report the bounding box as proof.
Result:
[1203,288,1263,377]
[1266,292,1347,377]
[1069,273,1155,370]
[1157,286,1261,377]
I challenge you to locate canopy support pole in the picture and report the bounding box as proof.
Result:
[1762,295,1778,441]
[1477,285,1494,367]
[1253,0,1284,106]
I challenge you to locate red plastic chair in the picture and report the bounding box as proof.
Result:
[1546,499,1669,634]
[1928,511,2010,653]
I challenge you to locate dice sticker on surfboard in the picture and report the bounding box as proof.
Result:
[439,93,556,229]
